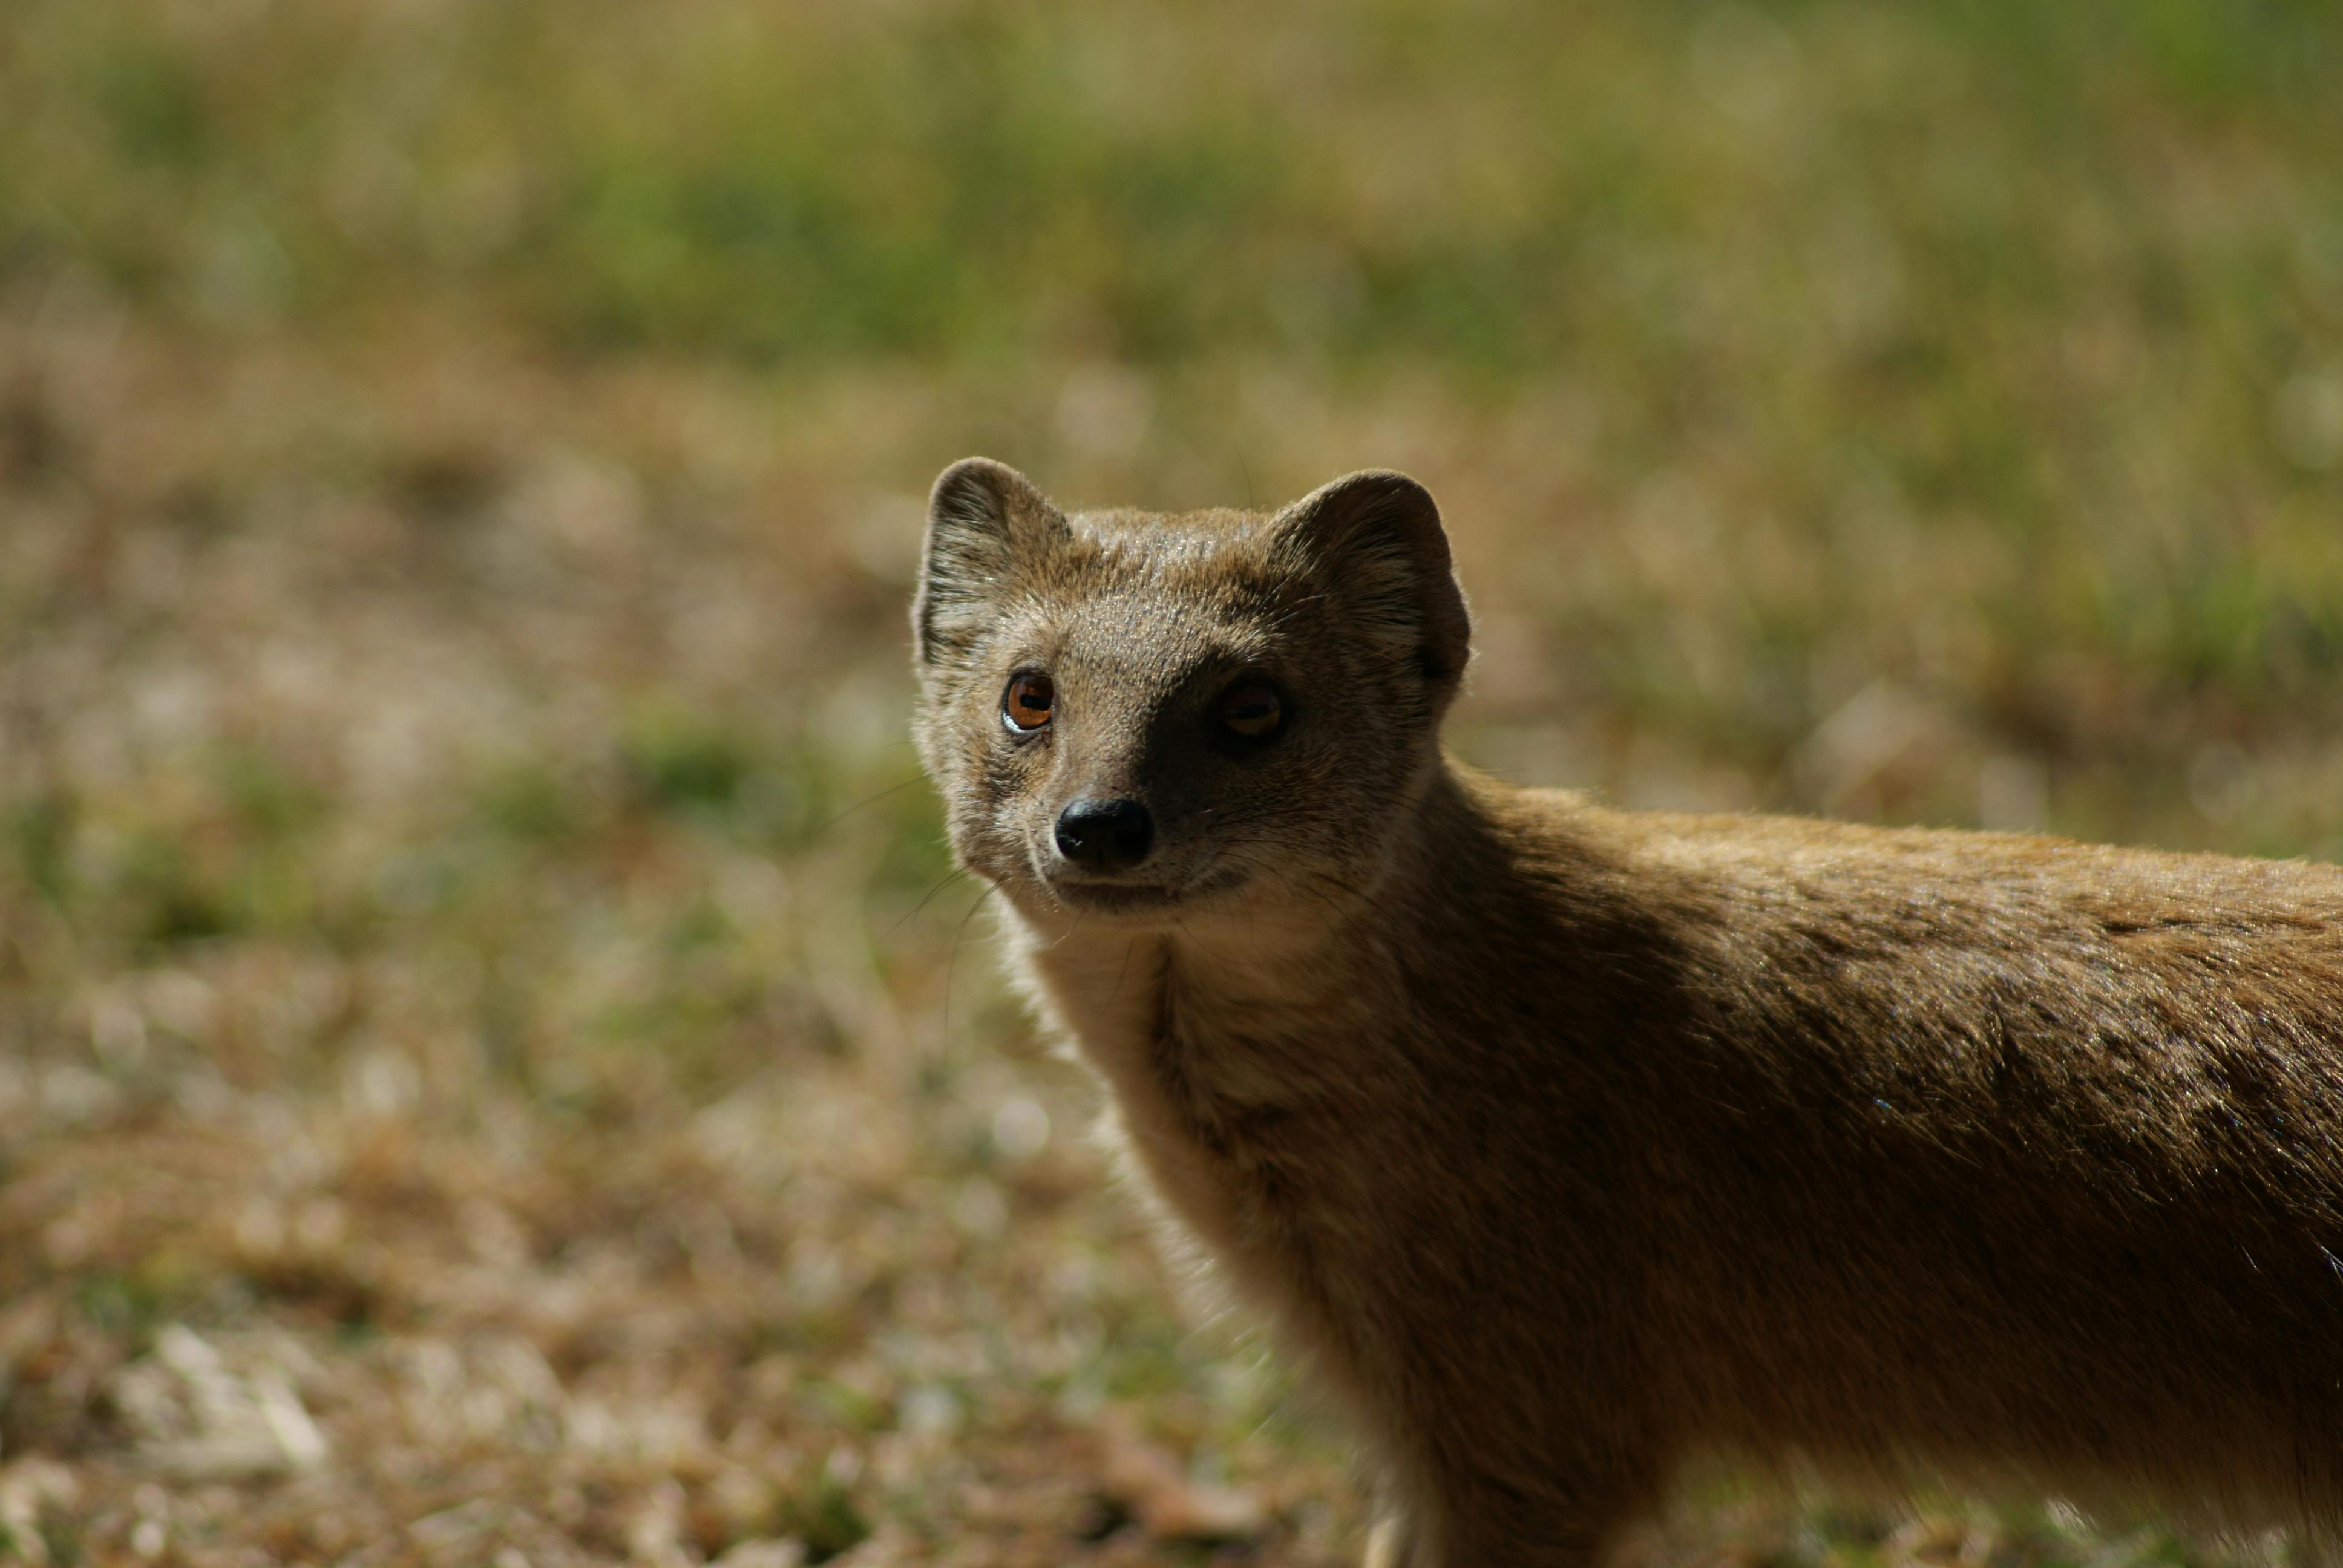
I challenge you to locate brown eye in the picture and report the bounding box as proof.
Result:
[1002,673,1055,733]
[1220,682,1283,739]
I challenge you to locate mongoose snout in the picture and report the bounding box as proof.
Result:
[1054,797,1156,872]
[912,454,2343,1568]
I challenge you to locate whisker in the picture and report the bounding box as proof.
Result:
[1208,843,1365,923]
[886,866,972,938]
[808,773,929,836]
[1108,933,1150,1002]
[941,882,1000,1051]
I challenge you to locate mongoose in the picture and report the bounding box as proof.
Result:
[909,457,2343,1568]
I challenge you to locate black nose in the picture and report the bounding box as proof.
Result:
[1054,797,1155,872]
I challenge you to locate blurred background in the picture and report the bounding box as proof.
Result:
[2,0,2341,1561]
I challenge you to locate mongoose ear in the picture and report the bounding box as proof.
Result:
[1274,469,1472,693]
[915,457,1069,667]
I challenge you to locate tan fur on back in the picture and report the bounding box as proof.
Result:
[910,459,2343,1568]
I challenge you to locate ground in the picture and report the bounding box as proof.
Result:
[1,1,2341,1563]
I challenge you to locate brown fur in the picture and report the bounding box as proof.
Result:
[910,457,2343,1568]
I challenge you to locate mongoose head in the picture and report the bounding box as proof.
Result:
[911,458,1471,925]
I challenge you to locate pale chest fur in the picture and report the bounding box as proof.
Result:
[1001,910,1403,1345]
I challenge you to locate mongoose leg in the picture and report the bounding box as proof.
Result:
[1372,1466,1637,1568]
[1363,1504,1421,1568]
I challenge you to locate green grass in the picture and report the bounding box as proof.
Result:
[9,1,2341,800]
[7,1,2338,371]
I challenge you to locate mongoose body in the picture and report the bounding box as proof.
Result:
[909,459,2343,1567]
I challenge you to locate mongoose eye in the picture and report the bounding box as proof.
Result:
[1219,681,1283,739]
[1002,672,1055,734]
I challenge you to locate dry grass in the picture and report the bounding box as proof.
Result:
[0,318,1366,1564]
[4,0,2342,1562]
[0,307,2316,1568]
